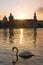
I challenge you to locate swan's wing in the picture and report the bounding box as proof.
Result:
[19,51,32,56]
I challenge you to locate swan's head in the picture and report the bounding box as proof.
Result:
[12,47,15,51]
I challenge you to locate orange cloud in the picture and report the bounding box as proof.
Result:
[36,7,43,20]
[0,15,2,20]
[36,7,43,13]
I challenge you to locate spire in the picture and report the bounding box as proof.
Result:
[34,12,37,20]
[9,13,14,22]
[3,16,7,22]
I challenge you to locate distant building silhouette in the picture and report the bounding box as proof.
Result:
[0,12,43,28]
[9,13,14,22]
[2,16,7,24]
[34,12,37,20]
[14,12,38,28]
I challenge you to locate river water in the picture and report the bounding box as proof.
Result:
[0,28,43,65]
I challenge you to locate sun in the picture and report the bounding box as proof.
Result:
[17,13,26,20]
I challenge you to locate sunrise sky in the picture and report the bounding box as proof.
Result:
[0,0,43,20]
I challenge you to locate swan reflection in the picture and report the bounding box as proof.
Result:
[12,55,18,65]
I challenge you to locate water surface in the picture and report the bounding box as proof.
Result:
[0,28,43,65]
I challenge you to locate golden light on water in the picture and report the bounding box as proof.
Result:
[20,29,23,44]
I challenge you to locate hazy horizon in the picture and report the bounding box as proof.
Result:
[0,0,43,20]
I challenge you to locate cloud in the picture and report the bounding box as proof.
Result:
[36,7,43,13]
[0,15,2,19]
[36,7,43,20]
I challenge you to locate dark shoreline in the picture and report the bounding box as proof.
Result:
[0,27,43,29]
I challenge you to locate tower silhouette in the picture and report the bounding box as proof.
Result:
[34,12,37,20]
[9,13,14,22]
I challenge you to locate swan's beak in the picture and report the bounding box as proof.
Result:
[12,49,13,51]
[12,47,14,51]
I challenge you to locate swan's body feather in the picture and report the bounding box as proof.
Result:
[19,51,34,58]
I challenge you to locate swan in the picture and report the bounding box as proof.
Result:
[12,47,35,59]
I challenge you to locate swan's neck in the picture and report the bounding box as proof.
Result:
[12,47,18,56]
[16,49,18,56]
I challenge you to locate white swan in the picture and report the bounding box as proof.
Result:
[12,47,34,59]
